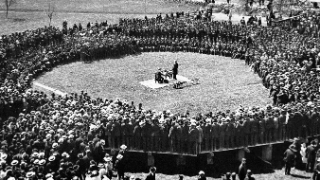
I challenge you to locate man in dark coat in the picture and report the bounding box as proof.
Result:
[238,158,247,180]
[172,60,178,80]
[113,144,127,180]
[306,141,317,172]
[145,166,156,180]
[313,158,320,180]
[284,145,296,175]
[245,169,255,180]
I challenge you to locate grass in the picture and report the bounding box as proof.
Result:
[4,0,201,14]
[0,11,152,35]
[0,0,200,35]
[0,0,198,34]
[34,52,271,115]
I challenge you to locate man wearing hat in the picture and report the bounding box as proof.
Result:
[211,120,220,151]
[306,140,317,172]
[188,121,199,154]
[313,157,320,180]
[283,145,297,175]
[245,169,255,180]
[133,122,142,150]
[238,158,247,180]
[113,144,127,180]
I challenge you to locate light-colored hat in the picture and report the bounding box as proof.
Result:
[120,144,127,150]
[98,163,104,168]
[48,156,55,162]
[100,140,105,145]
[52,143,59,149]
[11,160,18,166]
[116,154,123,160]
[45,173,53,179]
[26,172,35,178]
[33,159,39,165]
[103,157,112,162]
[39,159,46,166]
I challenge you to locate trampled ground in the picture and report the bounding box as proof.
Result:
[34,52,271,114]
[126,168,313,180]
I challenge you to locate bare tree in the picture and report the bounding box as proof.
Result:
[4,0,17,18]
[46,0,55,27]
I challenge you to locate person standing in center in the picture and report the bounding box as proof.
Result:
[172,60,179,80]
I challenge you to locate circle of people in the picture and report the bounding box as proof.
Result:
[0,5,320,180]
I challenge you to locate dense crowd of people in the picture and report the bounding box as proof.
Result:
[1,4,320,179]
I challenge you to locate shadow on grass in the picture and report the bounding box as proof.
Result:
[290,174,311,179]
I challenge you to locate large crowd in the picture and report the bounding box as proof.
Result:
[0,4,320,180]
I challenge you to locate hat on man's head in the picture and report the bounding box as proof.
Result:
[116,154,123,160]
[120,144,127,150]
[48,156,55,162]
[98,163,104,168]
[45,173,53,179]
[11,160,18,166]
[90,170,99,177]
[26,172,35,178]
[103,157,112,162]
[52,143,59,149]
[33,159,39,165]
[39,159,46,166]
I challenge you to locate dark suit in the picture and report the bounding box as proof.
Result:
[314,163,320,180]
[238,163,247,180]
[284,148,296,175]
[172,62,178,80]
[145,172,156,180]
[306,145,317,172]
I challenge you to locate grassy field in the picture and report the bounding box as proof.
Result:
[0,11,152,35]
[0,0,200,35]
[2,0,200,14]
[34,52,271,114]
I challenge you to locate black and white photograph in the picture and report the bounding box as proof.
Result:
[0,0,319,179]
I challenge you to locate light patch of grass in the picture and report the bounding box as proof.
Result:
[34,52,271,114]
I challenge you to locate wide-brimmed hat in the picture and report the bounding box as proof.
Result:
[103,157,112,162]
[90,170,99,177]
[116,154,123,160]
[39,159,46,166]
[98,163,104,168]
[100,140,105,145]
[52,143,59,149]
[48,156,55,162]
[10,160,18,166]
[45,173,53,179]
[120,144,127,150]
[26,172,35,178]
[33,159,40,165]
